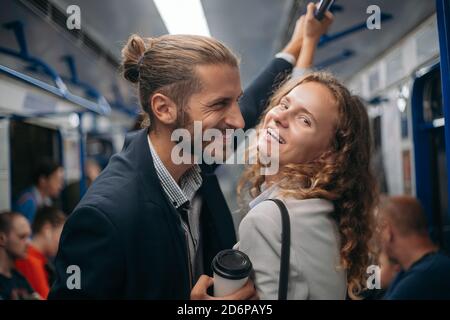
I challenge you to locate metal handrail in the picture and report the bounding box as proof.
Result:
[0,20,110,115]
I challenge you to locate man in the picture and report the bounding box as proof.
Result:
[16,206,66,299]
[14,158,64,224]
[49,12,332,299]
[0,211,40,300]
[379,196,450,299]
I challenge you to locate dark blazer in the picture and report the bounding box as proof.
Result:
[48,58,292,299]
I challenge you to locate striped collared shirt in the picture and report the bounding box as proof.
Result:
[147,135,202,208]
[147,135,204,285]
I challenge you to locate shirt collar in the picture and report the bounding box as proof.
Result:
[249,182,280,209]
[31,186,52,207]
[147,135,202,209]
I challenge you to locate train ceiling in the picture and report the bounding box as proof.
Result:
[0,0,436,112]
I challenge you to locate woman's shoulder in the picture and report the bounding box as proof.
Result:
[284,197,334,215]
[239,200,283,239]
[239,197,335,237]
[246,197,334,220]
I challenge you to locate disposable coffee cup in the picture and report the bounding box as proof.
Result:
[211,249,253,297]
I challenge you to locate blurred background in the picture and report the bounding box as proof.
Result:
[0,0,449,249]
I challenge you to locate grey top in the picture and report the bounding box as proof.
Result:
[147,135,202,209]
[235,184,347,300]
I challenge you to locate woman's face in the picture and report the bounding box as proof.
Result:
[259,81,339,166]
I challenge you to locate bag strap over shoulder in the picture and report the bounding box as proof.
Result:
[266,199,291,300]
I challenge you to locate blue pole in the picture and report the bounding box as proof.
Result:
[436,0,450,224]
[78,113,87,198]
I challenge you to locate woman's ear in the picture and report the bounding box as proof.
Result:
[149,93,178,126]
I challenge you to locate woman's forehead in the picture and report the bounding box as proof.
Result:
[286,82,338,115]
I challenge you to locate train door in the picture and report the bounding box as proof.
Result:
[411,65,449,249]
[9,119,63,207]
[0,118,10,210]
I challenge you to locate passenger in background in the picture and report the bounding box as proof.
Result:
[85,159,102,187]
[15,206,66,299]
[0,211,40,300]
[13,158,64,224]
[362,249,401,299]
[379,251,401,294]
[379,196,450,299]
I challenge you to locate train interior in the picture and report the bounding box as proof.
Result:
[1,0,449,251]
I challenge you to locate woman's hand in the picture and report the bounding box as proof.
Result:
[191,275,259,300]
[303,2,334,45]
[282,15,306,58]
[296,2,334,69]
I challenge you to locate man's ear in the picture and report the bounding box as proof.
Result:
[42,223,52,239]
[0,232,7,247]
[386,224,395,243]
[149,93,178,126]
[393,263,402,273]
[37,176,46,189]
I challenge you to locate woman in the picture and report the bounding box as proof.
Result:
[236,72,378,299]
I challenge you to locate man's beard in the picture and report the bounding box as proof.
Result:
[173,112,233,164]
[173,111,199,159]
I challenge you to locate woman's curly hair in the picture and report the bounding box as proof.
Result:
[238,72,379,299]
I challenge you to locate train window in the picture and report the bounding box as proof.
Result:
[10,120,62,203]
[386,49,404,85]
[0,120,11,210]
[371,116,388,193]
[415,21,439,65]
[368,68,380,92]
[86,135,114,169]
[401,112,409,139]
[423,70,443,122]
[402,150,413,195]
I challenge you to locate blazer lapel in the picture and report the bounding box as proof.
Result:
[128,129,190,286]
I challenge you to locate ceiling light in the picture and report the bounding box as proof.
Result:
[153,0,211,36]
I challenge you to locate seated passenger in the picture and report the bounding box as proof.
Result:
[362,249,401,299]
[15,206,66,299]
[380,196,450,299]
[13,158,64,224]
[0,211,40,300]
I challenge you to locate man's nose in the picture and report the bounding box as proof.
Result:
[224,102,245,129]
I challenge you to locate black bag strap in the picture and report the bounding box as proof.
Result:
[266,199,291,300]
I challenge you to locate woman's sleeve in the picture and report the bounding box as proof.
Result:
[238,201,308,300]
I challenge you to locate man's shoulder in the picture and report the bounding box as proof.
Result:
[386,252,450,299]
[412,251,450,273]
[71,161,165,230]
[11,269,33,287]
[14,187,35,205]
[79,159,138,205]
